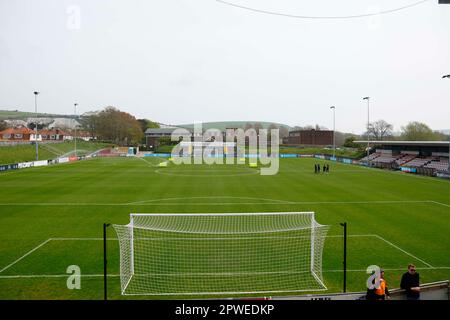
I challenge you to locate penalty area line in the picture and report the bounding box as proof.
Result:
[373,235,434,268]
[2,267,450,279]
[0,239,52,274]
[0,199,439,206]
[0,274,120,279]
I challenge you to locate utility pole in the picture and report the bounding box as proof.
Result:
[443,75,450,172]
[103,223,110,300]
[330,106,336,159]
[363,97,370,166]
[34,91,40,161]
[74,103,78,157]
[340,222,348,293]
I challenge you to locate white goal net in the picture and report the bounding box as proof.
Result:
[113,212,329,296]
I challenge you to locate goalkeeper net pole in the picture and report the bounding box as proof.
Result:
[113,212,329,297]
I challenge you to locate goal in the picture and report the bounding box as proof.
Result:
[113,212,329,296]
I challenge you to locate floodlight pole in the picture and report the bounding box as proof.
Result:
[340,222,347,293]
[330,106,336,159]
[443,75,450,172]
[74,103,78,158]
[34,91,40,161]
[363,97,370,166]
[103,223,110,300]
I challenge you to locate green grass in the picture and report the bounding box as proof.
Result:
[0,157,449,299]
[0,109,72,120]
[0,141,111,165]
[154,145,176,153]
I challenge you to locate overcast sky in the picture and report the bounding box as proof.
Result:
[0,0,449,133]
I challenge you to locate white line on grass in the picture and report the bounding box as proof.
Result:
[2,267,450,279]
[125,196,292,206]
[323,266,450,272]
[0,239,52,274]
[134,156,167,167]
[154,169,259,177]
[51,235,376,241]
[50,237,116,241]
[0,235,444,279]
[0,274,120,279]
[52,234,436,270]
[0,199,441,206]
[429,201,450,208]
[373,235,434,268]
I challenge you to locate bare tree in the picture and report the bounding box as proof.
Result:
[368,119,393,140]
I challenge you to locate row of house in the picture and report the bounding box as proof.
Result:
[0,127,94,142]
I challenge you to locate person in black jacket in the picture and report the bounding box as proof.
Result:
[400,264,420,300]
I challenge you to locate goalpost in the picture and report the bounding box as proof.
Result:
[113,212,329,296]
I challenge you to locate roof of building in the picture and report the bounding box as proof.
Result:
[76,131,93,137]
[39,129,58,135]
[354,140,450,147]
[0,127,33,135]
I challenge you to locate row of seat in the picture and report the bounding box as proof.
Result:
[424,158,450,171]
[364,152,449,172]
[404,157,435,168]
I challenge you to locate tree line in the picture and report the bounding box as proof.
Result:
[344,120,449,148]
[81,106,159,146]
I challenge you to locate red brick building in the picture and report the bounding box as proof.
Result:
[282,129,333,146]
[39,129,66,141]
[0,127,34,141]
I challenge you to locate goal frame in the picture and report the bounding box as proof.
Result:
[116,212,328,296]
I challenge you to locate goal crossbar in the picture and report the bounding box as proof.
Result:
[113,212,329,296]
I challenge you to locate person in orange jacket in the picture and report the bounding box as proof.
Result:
[374,269,391,300]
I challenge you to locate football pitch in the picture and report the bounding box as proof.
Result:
[0,156,449,299]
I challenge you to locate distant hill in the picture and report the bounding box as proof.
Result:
[0,109,75,120]
[176,121,292,131]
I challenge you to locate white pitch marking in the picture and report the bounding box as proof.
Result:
[0,199,439,206]
[2,267,450,279]
[373,235,434,268]
[322,266,450,273]
[0,235,446,279]
[0,274,120,279]
[154,168,259,178]
[0,239,52,273]
[125,196,292,206]
[429,201,450,208]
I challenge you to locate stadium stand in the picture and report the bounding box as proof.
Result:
[360,153,380,162]
[354,141,450,176]
[395,154,417,166]
[403,156,435,168]
[372,154,402,164]
[424,157,450,171]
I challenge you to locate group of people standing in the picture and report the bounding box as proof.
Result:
[314,163,330,173]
